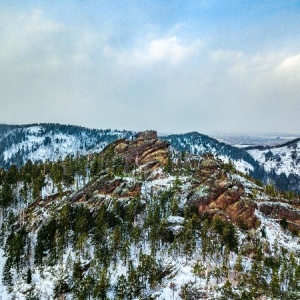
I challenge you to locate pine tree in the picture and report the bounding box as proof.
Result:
[193,260,205,282]
[93,268,110,300]
[26,268,32,284]
[0,180,13,210]
[234,253,243,277]
[114,274,128,300]
[270,268,281,298]
[2,259,12,287]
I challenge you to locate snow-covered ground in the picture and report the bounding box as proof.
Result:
[0,125,134,168]
[248,140,300,176]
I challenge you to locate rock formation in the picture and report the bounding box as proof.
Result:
[187,155,258,229]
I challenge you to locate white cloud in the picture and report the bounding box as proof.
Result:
[108,36,202,67]
[276,54,300,81]
[25,9,65,33]
[0,7,299,134]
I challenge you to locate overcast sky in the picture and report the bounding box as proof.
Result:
[1,1,300,134]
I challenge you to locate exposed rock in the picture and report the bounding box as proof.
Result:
[70,175,141,202]
[259,202,300,231]
[135,130,157,141]
[188,156,259,229]
[226,200,258,229]
[67,131,168,203]
[106,130,170,170]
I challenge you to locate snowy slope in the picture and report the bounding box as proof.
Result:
[248,139,300,176]
[2,155,300,299]
[161,132,264,178]
[1,132,300,299]
[0,124,134,169]
[1,124,300,192]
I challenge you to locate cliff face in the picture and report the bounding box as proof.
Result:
[187,155,258,229]
[105,130,170,169]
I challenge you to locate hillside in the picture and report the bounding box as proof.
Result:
[161,132,266,180]
[247,138,300,193]
[0,124,263,177]
[1,123,300,193]
[1,131,300,299]
[0,124,134,169]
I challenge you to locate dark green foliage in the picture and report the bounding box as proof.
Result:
[93,268,110,300]
[26,268,32,284]
[6,165,19,184]
[4,227,28,271]
[54,279,70,299]
[35,219,57,265]
[222,222,238,252]
[280,217,288,230]
[114,274,128,300]
[0,180,13,209]
[264,256,280,270]
[265,184,277,197]
[2,259,12,287]
[164,152,173,173]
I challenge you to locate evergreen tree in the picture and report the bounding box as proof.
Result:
[93,268,110,300]
[0,180,13,210]
[26,268,32,284]
[114,274,128,300]
[270,268,281,298]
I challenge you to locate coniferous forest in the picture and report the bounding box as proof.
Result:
[0,131,300,299]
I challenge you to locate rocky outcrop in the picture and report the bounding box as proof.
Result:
[69,131,168,203]
[135,130,158,141]
[70,174,142,203]
[226,200,258,229]
[105,130,170,172]
[188,156,258,229]
[259,202,300,231]
[259,202,300,222]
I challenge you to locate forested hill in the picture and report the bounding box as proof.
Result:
[0,123,300,193]
[0,123,134,169]
[0,124,262,176]
[1,131,300,299]
[247,137,300,193]
[161,132,266,181]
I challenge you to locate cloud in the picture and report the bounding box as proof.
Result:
[133,36,199,65]
[276,54,300,81]
[0,7,300,134]
[106,36,202,67]
[25,9,65,33]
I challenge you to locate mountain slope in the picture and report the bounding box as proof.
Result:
[247,138,300,176]
[0,123,134,169]
[247,138,300,192]
[1,123,300,193]
[161,132,266,181]
[1,131,300,299]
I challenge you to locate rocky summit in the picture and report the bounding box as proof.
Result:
[108,130,170,170]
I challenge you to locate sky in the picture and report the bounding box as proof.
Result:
[1,1,300,134]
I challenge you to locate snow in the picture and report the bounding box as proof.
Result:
[218,155,254,174]
[1,126,300,299]
[0,249,9,299]
[255,210,300,253]
[248,141,300,176]
[1,126,133,168]
[166,216,185,224]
